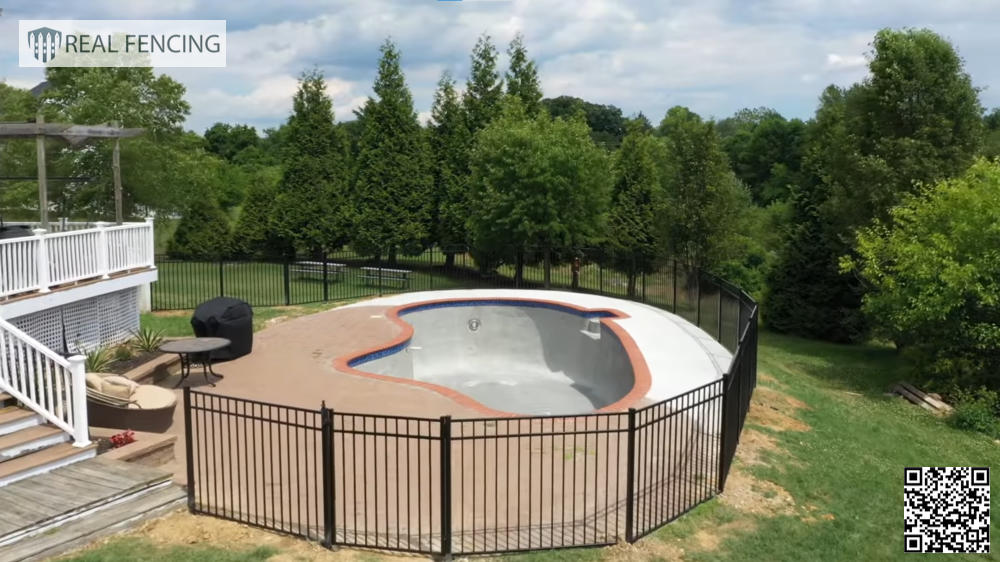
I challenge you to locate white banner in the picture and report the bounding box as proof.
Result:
[19,20,227,68]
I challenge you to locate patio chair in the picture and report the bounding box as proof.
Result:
[85,373,177,433]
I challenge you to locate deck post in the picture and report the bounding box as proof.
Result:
[32,228,51,293]
[67,355,90,447]
[95,221,111,279]
[145,216,157,269]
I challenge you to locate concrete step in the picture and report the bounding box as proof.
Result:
[0,483,185,562]
[0,442,96,487]
[0,406,41,437]
[0,425,69,461]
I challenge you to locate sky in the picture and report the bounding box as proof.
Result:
[2,0,1000,134]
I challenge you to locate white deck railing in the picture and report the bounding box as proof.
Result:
[0,219,155,299]
[0,318,89,446]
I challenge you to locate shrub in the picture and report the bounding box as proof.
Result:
[130,327,165,353]
[84,347,114,372]
[948,387,1000,437]
[167,197,232,260]
[112,344,133,362]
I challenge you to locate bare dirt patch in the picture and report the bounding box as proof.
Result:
[71,510,419,561]
[746,385,811,432]
[719,470,796,517]
[736,429,783,467]
[758,372,779,384]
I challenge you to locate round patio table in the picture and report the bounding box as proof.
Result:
[160,337,231,388]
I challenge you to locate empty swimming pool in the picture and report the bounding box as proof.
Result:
[338,298,649,415]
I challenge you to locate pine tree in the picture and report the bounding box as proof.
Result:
[608,123,663,296]
[272,69,352,258]
[505,33,543,117]
[167,197,231,260]
[464,34,504,135]
[354,39,435,263]
[429,71,472,266]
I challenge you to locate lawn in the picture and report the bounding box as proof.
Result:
[69,330,1000,561]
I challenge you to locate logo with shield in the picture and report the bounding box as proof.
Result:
[27,27,62,63]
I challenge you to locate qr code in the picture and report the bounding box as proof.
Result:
[904,467,990,553]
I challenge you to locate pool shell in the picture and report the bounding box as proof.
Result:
[332,297,652,417]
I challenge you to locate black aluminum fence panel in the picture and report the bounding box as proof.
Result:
[450,413,629,555]
[329,412,444,554]
[185,391,324,541]
[177,248,760,556]
[630,381,723,540]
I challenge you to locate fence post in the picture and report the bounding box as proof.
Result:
[440,415,453,558]
[672,260,678,314]
[695,271,702,326]
[183,387,195,511]
[717,287,723,342]
[430,247,435,291]
[599,262,604,295]
[283,261,291,305]
[718,374,732,492]
[322,257,329,302]
[321,403,335,548]
[32,228,51,293]
[218,259,224,297]
[624,408,636,542]
[377,253,384,297]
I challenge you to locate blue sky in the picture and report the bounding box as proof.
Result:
[3,0,1000,133]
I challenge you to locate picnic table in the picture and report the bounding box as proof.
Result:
[359,266,411,288]
[160,337,231,388]
[290,261,346,280]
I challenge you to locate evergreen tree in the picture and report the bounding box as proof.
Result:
[505,34,543,117]
[429,71,472,266]
[231,176,287,258]
[167,197,231,260]
[272,69,352,257]
[608,123,663,296]
[464,34,504,135]
[354,40,435,263]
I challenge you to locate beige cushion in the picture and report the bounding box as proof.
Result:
[85,373,104,390]
[131,385,177,410]
[101,376,137,401]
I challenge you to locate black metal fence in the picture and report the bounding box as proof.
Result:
[180,249,758,556]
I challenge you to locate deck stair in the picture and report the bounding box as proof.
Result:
[0,392,95,488]
[0,455,183,561]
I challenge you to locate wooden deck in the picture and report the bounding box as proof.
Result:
[0,455,174,546]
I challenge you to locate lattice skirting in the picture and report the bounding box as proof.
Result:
[8,288,140,353]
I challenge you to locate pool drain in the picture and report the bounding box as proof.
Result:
[468,318,481,332]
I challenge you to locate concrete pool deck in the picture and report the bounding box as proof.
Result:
[156,289,731,484]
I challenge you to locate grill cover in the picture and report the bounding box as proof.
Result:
[190,297,253,360]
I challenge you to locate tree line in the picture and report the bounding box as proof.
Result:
[1,28,998,396]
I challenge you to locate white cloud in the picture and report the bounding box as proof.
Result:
[4,0,1000,129]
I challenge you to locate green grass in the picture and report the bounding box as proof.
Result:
[141,299,361,337]
[505,332,1000,561]
[151,260,467,311]
[63,538,277,562]
[70,329,1000,561]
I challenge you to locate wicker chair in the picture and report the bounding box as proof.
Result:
[86,373,177,433]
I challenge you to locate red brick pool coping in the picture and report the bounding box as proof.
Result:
[332,297,652,417]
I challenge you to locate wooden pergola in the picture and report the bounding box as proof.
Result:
[0,115,144,228]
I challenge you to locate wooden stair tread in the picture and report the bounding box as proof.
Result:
[0,442,95,480]
[0,425,64,451]
[0,407,37,426]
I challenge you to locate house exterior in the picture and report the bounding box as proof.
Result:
[0,219,157,484]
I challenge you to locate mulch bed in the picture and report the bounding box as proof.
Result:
[105,350,164,375]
